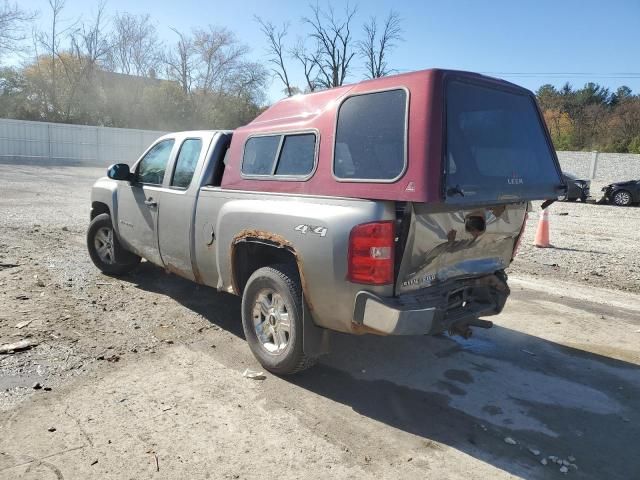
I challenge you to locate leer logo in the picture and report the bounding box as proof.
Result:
[508,172,524,185]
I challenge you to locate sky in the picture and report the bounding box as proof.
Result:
[20,0,640,103]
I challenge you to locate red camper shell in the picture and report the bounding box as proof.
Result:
[221,68,563,204]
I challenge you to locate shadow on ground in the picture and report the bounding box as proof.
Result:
[121,261,244,338]
[123,262,640,480]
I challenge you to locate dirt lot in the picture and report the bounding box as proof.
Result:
[514,198,640,295]
[1,165,639,479]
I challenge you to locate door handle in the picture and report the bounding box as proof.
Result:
[144,198,157,207]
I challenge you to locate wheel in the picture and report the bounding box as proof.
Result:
[612,190,632,206]
[87,213,141,275]
[241,264,316,375]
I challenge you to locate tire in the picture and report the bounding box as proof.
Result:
[612,190,633,207]
[87,213,141,275]
[241,264,316,375]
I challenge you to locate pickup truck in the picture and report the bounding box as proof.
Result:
[87,69,565,374]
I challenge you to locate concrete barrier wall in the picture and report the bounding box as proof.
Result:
[0,118,166,167]
[557,151,640,182]
[2,117,640,183]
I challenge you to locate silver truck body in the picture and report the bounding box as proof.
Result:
[91,130,525,336]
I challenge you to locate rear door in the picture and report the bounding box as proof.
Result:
[155,133,215,281]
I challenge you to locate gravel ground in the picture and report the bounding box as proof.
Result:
[510,199,640,294]
[1,165,639,479]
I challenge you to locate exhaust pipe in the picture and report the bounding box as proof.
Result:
[467,319,493,329]
[449,319,493,339]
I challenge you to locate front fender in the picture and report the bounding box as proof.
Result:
[91,177,120,236]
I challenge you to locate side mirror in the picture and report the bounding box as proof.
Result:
[107,163,132,181]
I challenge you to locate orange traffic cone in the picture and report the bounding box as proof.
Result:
[534,208,551,248]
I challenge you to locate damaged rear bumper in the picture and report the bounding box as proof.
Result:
[352,273,510,335]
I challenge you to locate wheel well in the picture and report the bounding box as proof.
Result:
[232,241,299,295]
[91,201,110,220]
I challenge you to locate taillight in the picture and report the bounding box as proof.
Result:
[347,221,395,285]
[512,212,528,258]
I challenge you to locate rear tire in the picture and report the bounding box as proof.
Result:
[241,264,316,375]
[612,190,632,206]
[87,213,141,275]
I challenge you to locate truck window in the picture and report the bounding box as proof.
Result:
[275,133,316,176]
[171,138,203,189]
[445,80,561,203]
[242,136,281,175]
[242,132,317,179]
[137,139,175,185]
[333,89,407,181]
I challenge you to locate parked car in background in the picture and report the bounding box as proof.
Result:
[562,172,590,202]
[602,179,640,206]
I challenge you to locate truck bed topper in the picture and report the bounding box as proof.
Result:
[221,68,562,204]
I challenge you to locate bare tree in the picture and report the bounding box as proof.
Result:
[255,16,294,96]
[164,28,194,94]
[192,26,248,93]
[0,1,36,58]
[303,3,357,89]
[60,2,111,120]
[108,12,160,76]
[226,60,268,103]
[291,39,319,93]
[33,0,75,118]
[358,11,402,79]
[69,1,110,68]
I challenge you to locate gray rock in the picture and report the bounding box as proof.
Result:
[560,466,569,474]
[503,437,517,445]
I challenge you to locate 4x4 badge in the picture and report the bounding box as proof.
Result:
[295,224,327,237]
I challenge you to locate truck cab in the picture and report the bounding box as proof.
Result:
[88,69,565,374]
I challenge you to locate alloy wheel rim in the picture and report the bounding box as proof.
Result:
[615,191,631,205]
[94,227,115,264]
[252,289,290,354]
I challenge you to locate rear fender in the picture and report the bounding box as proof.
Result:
[212,195,395,333]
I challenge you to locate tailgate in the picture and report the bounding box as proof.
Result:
[395,202,527,295]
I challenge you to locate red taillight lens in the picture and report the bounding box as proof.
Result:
[348,221,395,285]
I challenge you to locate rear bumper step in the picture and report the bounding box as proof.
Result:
[352,273,509,335]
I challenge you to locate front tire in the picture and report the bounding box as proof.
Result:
[241,265,316,375]
[612,190,632,206]
[87,213,141,275]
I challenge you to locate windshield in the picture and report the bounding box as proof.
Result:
[445,80,562,204]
